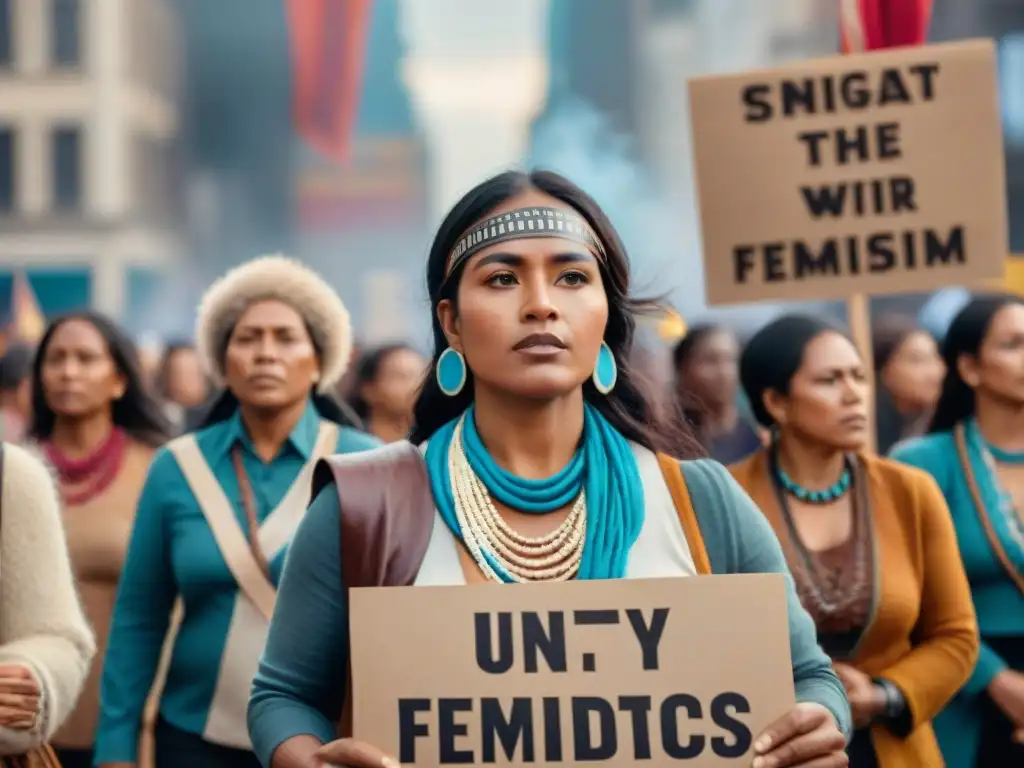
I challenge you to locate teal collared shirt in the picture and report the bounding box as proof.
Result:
[95,400,380,763]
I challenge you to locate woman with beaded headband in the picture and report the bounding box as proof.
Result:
[892,295,1024,766]
[94,256,379,768]
[248,171,852,768]
[731,314,978,767]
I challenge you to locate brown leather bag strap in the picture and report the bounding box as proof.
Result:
[655,452,712,575]
[312,440,436,739]
[232,446,272,579]
[955,423,1024,597]
[313,440,435,591]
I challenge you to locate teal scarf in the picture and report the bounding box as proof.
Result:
[424,402,645,580]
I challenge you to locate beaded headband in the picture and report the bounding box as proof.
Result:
[444,207,606,281]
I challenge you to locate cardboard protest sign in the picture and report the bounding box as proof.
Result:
[688,39,1007,305]
[349,574,794,767]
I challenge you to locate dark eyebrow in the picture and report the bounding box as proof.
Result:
[472,251,596,270]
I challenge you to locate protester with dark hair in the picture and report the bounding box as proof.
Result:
[27,311,171,768]
[248,170,851,768]
[347,343,425,442]
[672,323,760,463]
[892,294,1024,765]
[94,256,378,768]
[154,341,210,434]
[872,315,944,455]
[0,343,34,443]
[731,313,977,766]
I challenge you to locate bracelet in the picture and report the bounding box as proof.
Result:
[871,678,906,721]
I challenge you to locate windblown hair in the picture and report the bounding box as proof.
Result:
[195,254,353,394]
[408,169,704,459]
[29,312,172,447]
[929,294,1022,433]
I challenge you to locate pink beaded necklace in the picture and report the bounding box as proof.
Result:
[44,428,128,506]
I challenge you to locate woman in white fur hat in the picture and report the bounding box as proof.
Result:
[0,442,95,761]
[94,256,379,768]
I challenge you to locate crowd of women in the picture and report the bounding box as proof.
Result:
[0,169,1020,767]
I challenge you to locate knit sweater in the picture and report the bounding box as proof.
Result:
[0,443,96,755]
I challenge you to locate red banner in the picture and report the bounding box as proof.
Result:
[288,0,373,163]
[839,0,933,52]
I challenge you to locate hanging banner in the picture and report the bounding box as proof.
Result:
[689,39,1007,305]
[349,575,794,767]
[287,0,373,163]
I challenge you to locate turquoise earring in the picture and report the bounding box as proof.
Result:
[592,341,617,395]
[437,347,467,396]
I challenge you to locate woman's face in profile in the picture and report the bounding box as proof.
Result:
[961,302,1024,405]
[40,319,126,419]
[438,190,610,401]
[881,330,944,411]
[767,331,869,451]
[224,299,320,411]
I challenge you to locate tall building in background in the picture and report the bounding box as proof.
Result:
[0,0,183,322]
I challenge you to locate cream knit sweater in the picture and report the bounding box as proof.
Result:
[0,443,95,755]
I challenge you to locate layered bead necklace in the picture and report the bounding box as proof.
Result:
[44,428,128,506]
[449,416,586,582]
[425,403,645,583]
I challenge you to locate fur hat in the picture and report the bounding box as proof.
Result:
[195,255,352,393]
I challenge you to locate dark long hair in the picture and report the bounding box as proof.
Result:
[928,294,1022,433]
[671,323,722,437]
[29,312,172,447]
[408,169,703,459]
[348,343,416,421]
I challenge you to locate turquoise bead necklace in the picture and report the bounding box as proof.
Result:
[983,439,1024,466]
[774,453,853,505]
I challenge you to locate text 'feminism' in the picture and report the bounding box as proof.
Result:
[733,61,967,285]
[394,608,754,764]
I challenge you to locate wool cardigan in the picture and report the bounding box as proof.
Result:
[0,443,96,755]
[729,449,979,767]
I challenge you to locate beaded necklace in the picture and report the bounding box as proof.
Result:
[44,428,128,506]
[424,403,645,583]
[770,450,874,625]
[775,457,853,504]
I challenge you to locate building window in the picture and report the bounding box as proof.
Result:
[0,128,14,213]
[52,0,81,68]
[0,0,12,67]
[52,127,82,210]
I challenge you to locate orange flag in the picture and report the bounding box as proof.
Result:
[10,271,45,343]
[288,0,373,163]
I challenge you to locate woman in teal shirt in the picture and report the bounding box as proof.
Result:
[247,171,851,768]
[892,294,1024,766]
[95,256,379,768]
